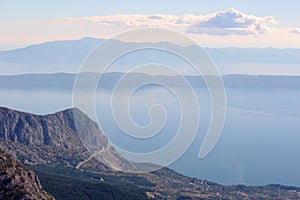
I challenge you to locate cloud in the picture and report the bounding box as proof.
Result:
[62,14,202,27]
[290,28,300,34]
[187,9,277,35]
[59,9,277,36]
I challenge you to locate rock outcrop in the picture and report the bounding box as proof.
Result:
[0,106,146,172]
[0,148,54,200]
[0,106,118,170]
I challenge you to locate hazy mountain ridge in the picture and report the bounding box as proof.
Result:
[0,37,101,64]
[0,106,300,199]
[1,73,300,91]
[1,37,300,64]
[1,37,300,74]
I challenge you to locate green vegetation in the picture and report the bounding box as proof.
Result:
[29,165,148,200]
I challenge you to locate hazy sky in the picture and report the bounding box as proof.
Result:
[1,0,300,49]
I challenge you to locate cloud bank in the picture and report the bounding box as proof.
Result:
[63,9,277,36]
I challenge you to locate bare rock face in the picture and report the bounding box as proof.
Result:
[0,106,140,172]
[0,106,110,170]
[0,148,55,200]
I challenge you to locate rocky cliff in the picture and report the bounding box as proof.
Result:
[0,148,54,200]
[0,106,136,171]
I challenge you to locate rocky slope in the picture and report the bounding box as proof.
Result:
[0,106,138,171]
[0,148,54,200]
[1,106,300,199]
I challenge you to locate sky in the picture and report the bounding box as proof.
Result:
[1,0,300,50]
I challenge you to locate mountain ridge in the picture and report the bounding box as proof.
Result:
[1,37,300,75]
[0,106,111,169]
[1,73,300,91]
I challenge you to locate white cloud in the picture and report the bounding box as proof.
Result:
[290,28,300,34]
[62,14,202,27]
[187,9,277,35]
[61,9,277,36]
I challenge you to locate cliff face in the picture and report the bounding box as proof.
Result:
[0,148,54,200]
[0,106,140,171]
[0,106,108,149]
[0,106,110,169]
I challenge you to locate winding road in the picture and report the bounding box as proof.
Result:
[75,147,107,169]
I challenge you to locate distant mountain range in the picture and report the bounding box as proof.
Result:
[0,73,300,91]
[0,37,300,75]
[0,106,300,199]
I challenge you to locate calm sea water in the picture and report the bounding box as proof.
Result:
[0,88,300,186]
